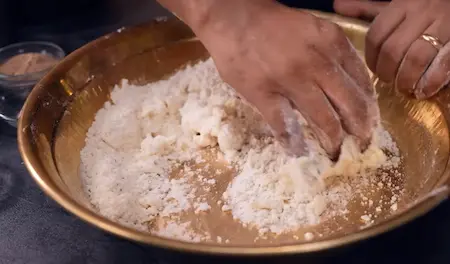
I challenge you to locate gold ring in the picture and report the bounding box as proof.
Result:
[421,34,444,50]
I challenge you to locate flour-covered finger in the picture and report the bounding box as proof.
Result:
[315,63,379,149]
[251,92,309,156]
[286,82,345,159]
[415,42,450,99]
[339,38,375,96]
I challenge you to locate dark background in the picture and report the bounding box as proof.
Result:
[0,0,336,49]
[0,0,449,263]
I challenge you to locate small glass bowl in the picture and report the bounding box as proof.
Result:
[0,41,65,127]
[0,41,65,97]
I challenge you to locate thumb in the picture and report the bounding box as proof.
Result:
[334,0,388,20]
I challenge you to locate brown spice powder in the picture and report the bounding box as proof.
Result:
[0,53,59,76]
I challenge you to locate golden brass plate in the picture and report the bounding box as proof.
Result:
[17,11,450,255]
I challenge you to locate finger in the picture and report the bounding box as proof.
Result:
[283,81,345,159]
[415,42,450,99]
[395,21,449,95]
[340,37,375,96]
[317,21,375,96]
[212,61,309,156]
[314,62,380,149]
[365,3,406,73]
[334,0,388,20]
[375,15,433,83]
[250,92,309,156]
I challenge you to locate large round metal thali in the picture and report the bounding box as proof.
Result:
[17,11,450,255]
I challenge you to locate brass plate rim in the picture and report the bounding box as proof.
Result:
[17,11,450,256]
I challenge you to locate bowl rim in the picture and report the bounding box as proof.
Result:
[0,41,65,87]
[17,11,450,256]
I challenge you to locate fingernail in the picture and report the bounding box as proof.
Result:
[414,90,427,100]
[414,78,428,99]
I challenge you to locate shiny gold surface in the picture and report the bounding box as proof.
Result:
[18,11,450,255]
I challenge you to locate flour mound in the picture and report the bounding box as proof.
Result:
[222,128,398,234]
[80,58,401,241]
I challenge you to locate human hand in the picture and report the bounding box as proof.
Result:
[192,1,379,158]
[334,0,450,99]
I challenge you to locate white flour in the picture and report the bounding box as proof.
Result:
[80,58,401,242]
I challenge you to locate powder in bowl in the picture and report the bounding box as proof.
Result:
[0,52,59,76]
[80,58,403,243]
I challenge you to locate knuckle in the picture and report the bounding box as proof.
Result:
[275,58,304,80]
[323,23,346,43]
[277,61,295,77]
[316,19,346,43]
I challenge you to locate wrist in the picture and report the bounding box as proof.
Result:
[177,0,278,36]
